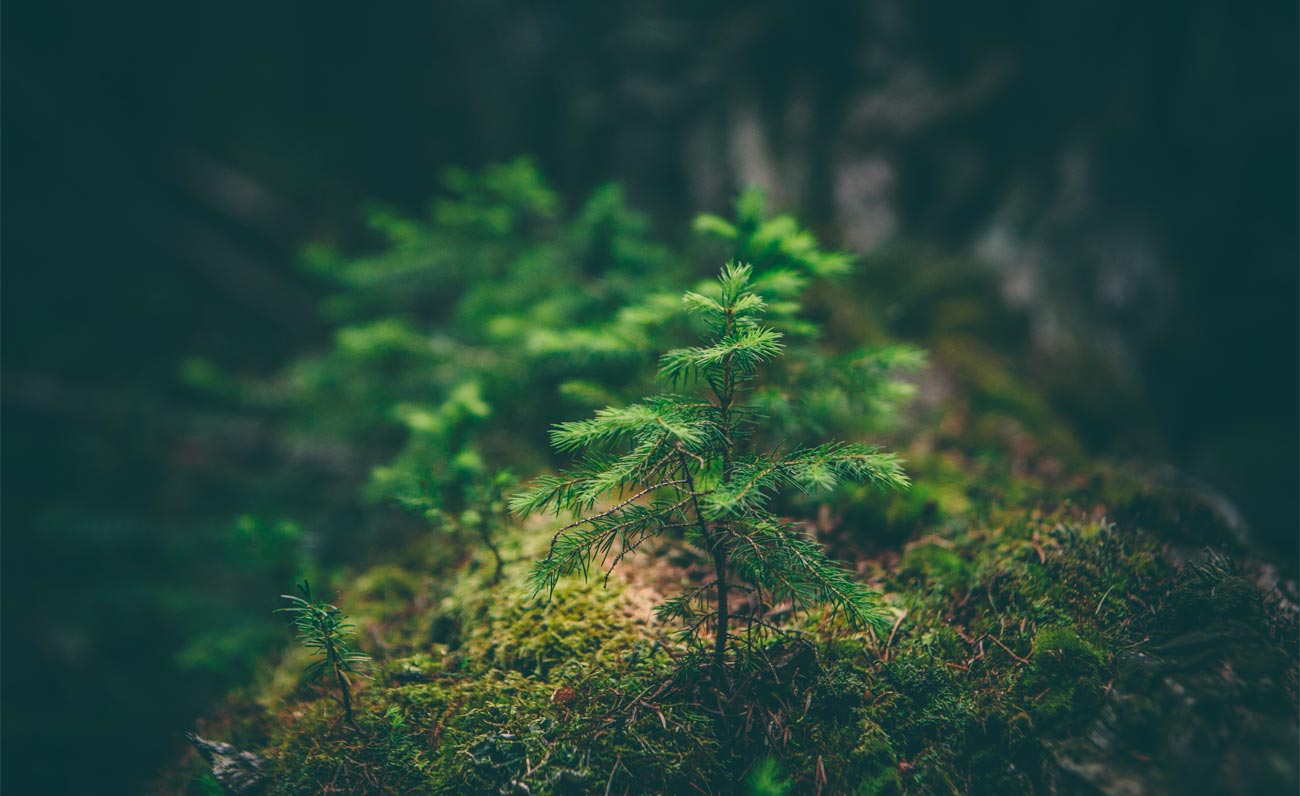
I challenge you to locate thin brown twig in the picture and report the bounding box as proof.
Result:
[881,609,908,662]
[986,634,1031,665]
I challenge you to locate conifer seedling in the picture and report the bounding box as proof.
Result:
[512,263,908,671]
[454,470,515,583]
[279,581,372,727]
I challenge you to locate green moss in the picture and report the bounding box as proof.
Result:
[177,502,1297,796]
[897,544,969,591]
[1016,626,1106,736]
[263,646,719,795]
[225,539,720,796]
[844,726,901,796]
[450,572,654,677]
[352,564,421,605]
[175,456,1296,796]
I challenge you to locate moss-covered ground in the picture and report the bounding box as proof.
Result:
[156,308,1297,796]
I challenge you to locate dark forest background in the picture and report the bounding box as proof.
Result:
[2,1,1295,793]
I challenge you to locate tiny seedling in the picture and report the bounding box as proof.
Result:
[279,581,372,727]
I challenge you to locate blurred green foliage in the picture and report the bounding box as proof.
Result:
[187,159,923,568]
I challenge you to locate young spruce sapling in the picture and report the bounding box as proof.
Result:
[512,263,909,671]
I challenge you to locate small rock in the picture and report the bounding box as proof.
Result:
[186,733,268,795]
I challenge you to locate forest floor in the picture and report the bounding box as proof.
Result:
[158,350,1299,796]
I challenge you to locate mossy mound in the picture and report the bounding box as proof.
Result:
[159,483,1297,796]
